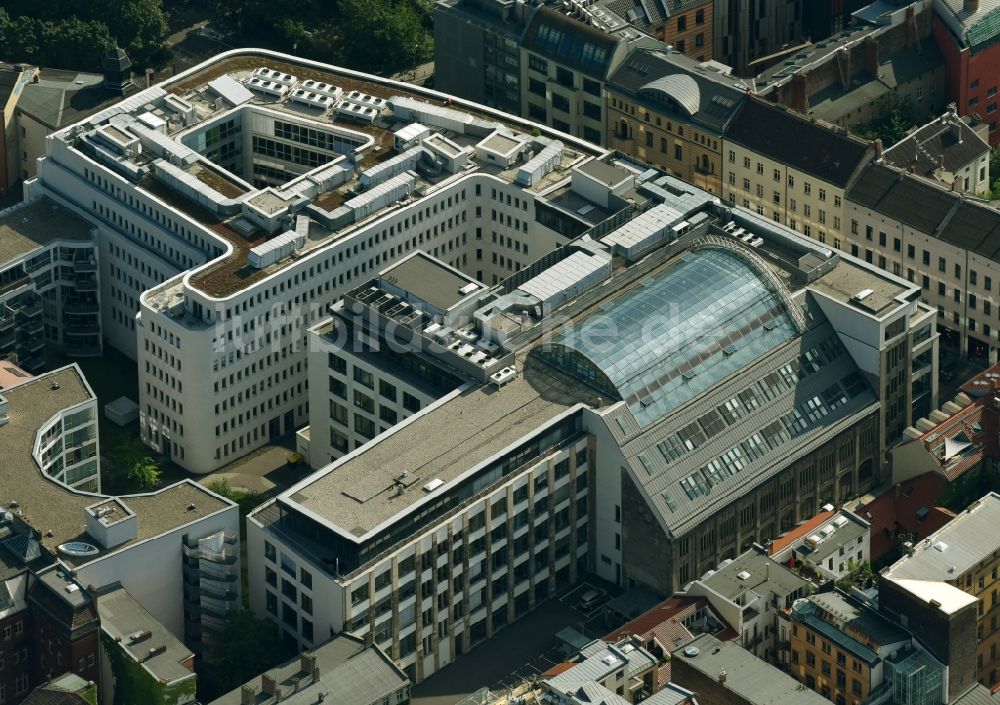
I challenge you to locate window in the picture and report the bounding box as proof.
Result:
[551,93,570,112]
[300,568,312,589]
[677,14,687,30]
[403,392,420,413]
[379,379,396,401]
[328,353,346,374]
[528,55,548,73]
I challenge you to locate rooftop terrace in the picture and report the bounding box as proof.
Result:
[0,366,231,562]
[60,50,596,302]
[0,197,94,264]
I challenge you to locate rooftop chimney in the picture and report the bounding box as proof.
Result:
[301,652,318,681]
[965,0,980,14]
[261,674,279,697]
[863,37,880,78]
[718,670,728,684]
[240,685,257,705]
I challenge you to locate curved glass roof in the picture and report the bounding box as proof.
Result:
[640,74,701,116]
[535,247,798,427]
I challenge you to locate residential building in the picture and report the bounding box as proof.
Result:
[604,595,734,684]
[844,161,1000,365]
[640,0,715,59]
[670,633,833,705]
[206,633,410,705]
[680,547,811,666]
[756,2,945,131]
[932,0,1000,146]
[21,673,97,705]
[881,492,1000,692]
[0,198,101,373]
[605,48,748,196]
[847,471,955,563]
[520,7,659,144]
[723,97,875,248]
[543,636,662,703]
[891,387,990,486]
[0,63,36,198]
[432,0,533,117]
[713,0,805,76]
[251,162,935,683]
[28,567,101,691]
[0,547,30,705]
[803,0,877,40]
[788,589,917,704]
[881,107,991,193]
[770,507,871,582]
[96,586,196,705]
[0,363,241,673]
[433,0,713,129]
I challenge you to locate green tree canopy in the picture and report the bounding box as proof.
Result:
[198,610,293,701]
[0,0,166,69]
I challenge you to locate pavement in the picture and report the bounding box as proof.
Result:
[411,580,627,705]
[194,442,312,495]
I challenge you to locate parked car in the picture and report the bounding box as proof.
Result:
[579,588,605,611]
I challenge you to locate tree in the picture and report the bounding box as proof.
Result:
[853,96,923,148]
[89,0,168,66]
[127,453,161,491]
[198,610,293,701]
[105,436,161,493]
[337,0,432,74]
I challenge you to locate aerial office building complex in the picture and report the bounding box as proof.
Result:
[247,115,936,684]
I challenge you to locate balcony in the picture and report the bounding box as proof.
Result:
[64,321,100,335]
[73,256,97,273]
[64,300,99,315]
[76,279,98,292]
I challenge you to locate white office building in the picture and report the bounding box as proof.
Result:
[21,49,607,473]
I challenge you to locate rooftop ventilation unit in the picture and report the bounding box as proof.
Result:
[852,289,874,303]
[832,515,848,528]
[253,67,297,86]
[933,541,948,552]
[337,101,377,124]
[423,479,444,493]
[290,89,335,111]
[736,570,751,580]
[244,77,289,99]
[340,90,387,111]
[300,79,342,100]
[490,366,517,387]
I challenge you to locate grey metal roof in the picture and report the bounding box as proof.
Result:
[881,112,990,176]
[208,634,409,705]
[953,684,1000,705]
[207,75,254,106]
[672,634,832,705]
[547,638,658,695]
[884,492,1000,581]
[97,586,195,685]
[607,49,747,133]
[725,98,871,187]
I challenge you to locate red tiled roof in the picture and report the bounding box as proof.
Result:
[915,399,985,481]
[854,472,956,561]
[960,361,1000,397]
[770,510,837,556]
[543,662,576,677]
[604,595,704,642]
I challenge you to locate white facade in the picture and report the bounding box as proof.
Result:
[16,48,600,474]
